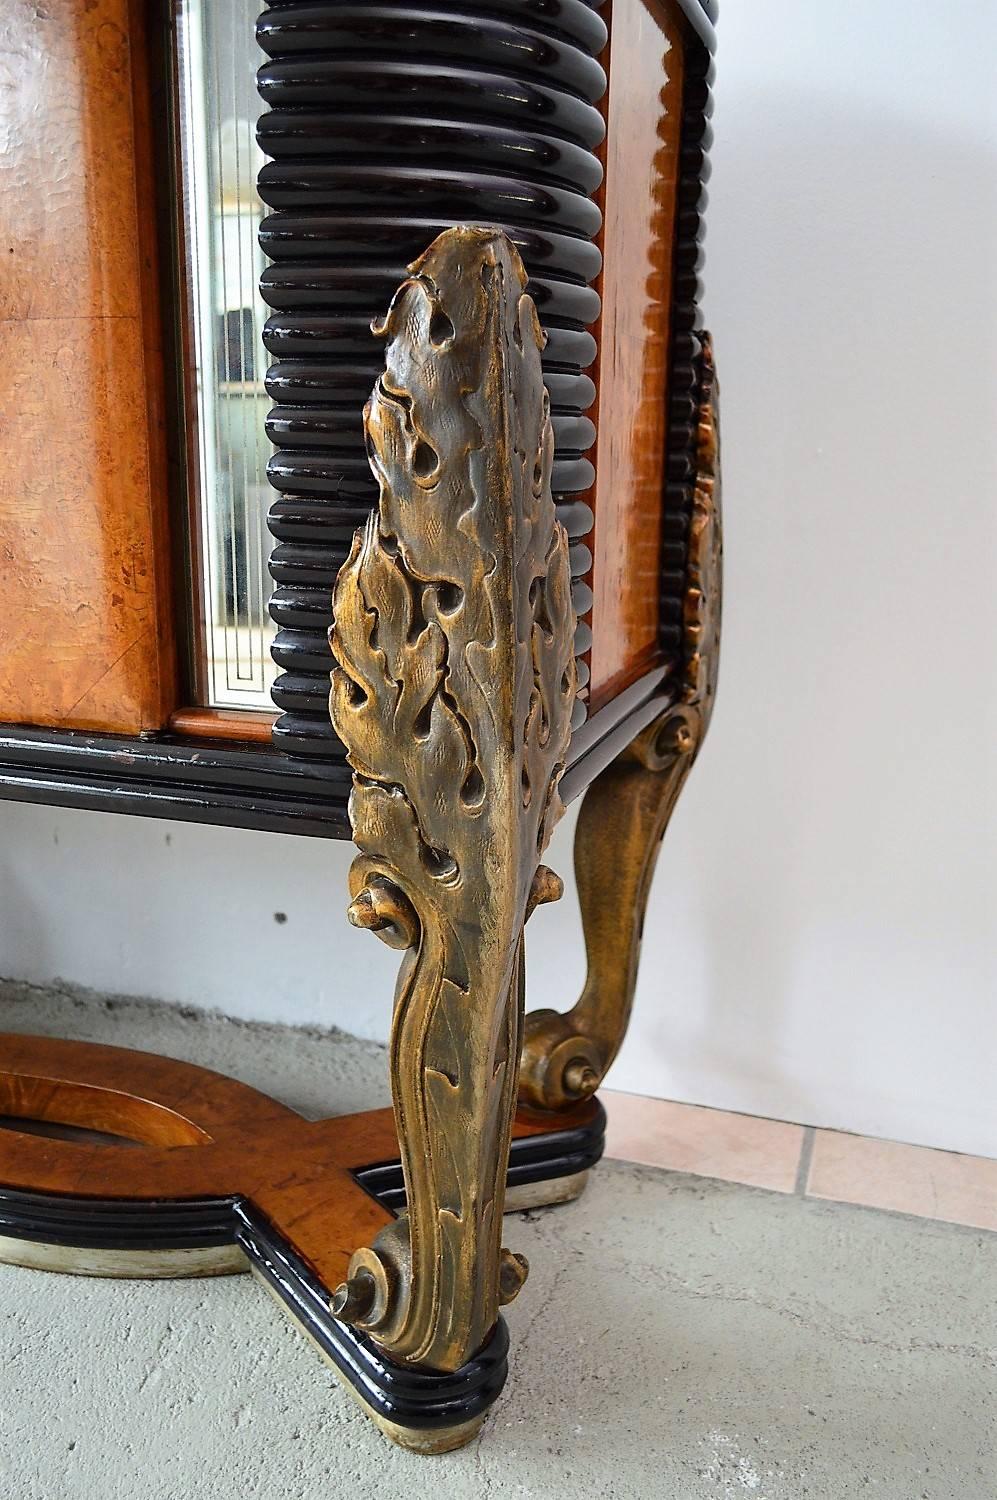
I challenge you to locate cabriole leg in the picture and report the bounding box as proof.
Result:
[328,227,577,1377]
[520,337,722,1111]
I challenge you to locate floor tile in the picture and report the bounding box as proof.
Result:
[807,1129,997,1232]
[601,1089,805,1192]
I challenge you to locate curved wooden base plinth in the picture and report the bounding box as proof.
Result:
[0,1034,604,1449]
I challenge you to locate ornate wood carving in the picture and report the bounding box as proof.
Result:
[328,227,577,1371]
[520,334,721,1110]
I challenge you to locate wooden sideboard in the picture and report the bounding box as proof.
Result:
[0,0,716,838]
[0,0,720,1456]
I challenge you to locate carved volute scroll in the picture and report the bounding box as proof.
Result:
[679,334,722,736]
[328,227,577,1371]
[519,336,722,1111]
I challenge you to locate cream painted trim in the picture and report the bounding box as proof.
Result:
[0,1235,246,1279]
[503,1169,590,1213]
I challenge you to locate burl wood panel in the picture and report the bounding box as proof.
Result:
[0,1033,601,1298]
[0,0,175,733]
[588,0,685,710]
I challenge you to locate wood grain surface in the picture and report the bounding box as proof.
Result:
[0,0,175,733]
[0,1033,600,1298]
[588,0,685,709]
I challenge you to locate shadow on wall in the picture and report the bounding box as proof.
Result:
[0,801,401,1047]
[615,67,997,1156]
[2,851,52,1000]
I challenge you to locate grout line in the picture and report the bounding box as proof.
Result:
[794,1126,816,1196]
[599,1086,804,1131]
[802,1191,997,1239]
[609,1152,997,1237]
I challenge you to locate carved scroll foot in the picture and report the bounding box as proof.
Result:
[328,227,576,1373]
[520,335,722,1111]
[519,705,699,1109]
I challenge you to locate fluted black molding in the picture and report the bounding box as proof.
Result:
[256,0,609,762]
[660,30,715,659]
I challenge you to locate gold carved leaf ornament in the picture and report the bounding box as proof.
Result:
[329,226,576,1372]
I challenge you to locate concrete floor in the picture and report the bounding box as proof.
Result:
[2,979,995,1500]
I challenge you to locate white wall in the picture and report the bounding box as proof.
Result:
[2,0,995,1159]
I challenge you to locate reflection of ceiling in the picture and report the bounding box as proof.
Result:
[218,117,264,211]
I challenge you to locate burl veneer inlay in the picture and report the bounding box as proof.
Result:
[0,0,173,733]
[588,0,685,709]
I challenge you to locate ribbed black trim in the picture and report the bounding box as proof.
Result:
[256,0,608,763]
[660,37,715,659]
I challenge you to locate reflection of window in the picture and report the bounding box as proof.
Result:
[217,307,257,385]
[177,2,274,709]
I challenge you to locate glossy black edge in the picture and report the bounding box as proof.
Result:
[356,1098,606,1212]
[676,0,717,52]
[0,1109,609,1429]
[0,667,676,835]
[235,1203,510,1430]
[0,730,352,838]
[0,1102,605,1251]
[0,1184,507,1431]
[0,1191,240,1252]
[559,670,673,804]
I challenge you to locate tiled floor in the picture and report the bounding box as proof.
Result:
[601,1088,997,1233]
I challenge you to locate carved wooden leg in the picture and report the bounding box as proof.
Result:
[520,337,722,1111]
[520,705,698,1109]
[328,227,576,1373]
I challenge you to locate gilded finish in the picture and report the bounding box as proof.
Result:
[520,335,721,1111]
[328,227,577,1372]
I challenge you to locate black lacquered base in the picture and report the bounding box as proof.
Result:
[239,1204,512,1449]
[0,1043,604,1451]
